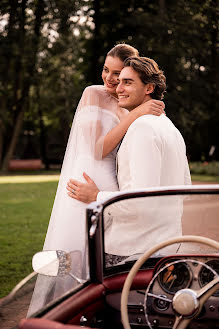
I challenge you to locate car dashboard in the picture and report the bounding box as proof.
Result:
[105,255,219,329]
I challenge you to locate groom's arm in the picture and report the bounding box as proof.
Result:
[96,190,121,203]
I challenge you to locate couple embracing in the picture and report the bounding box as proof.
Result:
[28,44,191,315]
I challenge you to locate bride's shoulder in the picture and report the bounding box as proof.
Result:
[81,85,117,109]
[83,85,107,97]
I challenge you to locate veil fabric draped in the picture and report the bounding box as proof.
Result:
[28,85,120,316]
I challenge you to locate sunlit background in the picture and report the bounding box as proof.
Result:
[0,0,218,172]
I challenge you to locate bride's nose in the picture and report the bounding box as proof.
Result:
[106,73,114,82]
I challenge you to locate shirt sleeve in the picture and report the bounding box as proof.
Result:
[97,191,121,203]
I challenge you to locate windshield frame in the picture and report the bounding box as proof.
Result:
[86,185,219,281]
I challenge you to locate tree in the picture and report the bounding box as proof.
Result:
[1,0,218,168]
[0,0,46,170]
[0,0,89,169]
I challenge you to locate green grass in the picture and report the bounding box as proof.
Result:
[0,175,59,297]
[191,174,219,182]
[0,171,218,298]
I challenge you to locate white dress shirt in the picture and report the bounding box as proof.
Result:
[97,114,191,255]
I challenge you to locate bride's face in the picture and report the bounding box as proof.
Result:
[102,56,124,97]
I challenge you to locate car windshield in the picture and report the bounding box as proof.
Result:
[102,189,219,269]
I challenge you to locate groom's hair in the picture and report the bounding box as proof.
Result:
[123,57,166,100]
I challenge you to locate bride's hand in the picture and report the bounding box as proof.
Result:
[66,173,99,203]
[134,99,165,117]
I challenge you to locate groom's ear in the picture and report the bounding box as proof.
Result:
[145,83,155,95]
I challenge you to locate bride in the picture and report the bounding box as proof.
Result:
[28,44,164,316]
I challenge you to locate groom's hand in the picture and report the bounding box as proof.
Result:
[66,172,99,203]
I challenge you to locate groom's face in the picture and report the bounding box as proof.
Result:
[116,67,148,111]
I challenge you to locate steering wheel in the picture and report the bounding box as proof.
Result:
[121,235,219,329]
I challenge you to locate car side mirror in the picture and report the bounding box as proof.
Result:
[32,250,71,276]
[32,250,85,283]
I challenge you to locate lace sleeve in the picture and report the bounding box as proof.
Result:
[72,85,119,160]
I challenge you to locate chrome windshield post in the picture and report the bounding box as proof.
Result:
[87,203,103,283]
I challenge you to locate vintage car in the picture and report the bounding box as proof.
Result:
[19,185,219,329]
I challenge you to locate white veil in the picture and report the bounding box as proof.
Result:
[28,85,120,316]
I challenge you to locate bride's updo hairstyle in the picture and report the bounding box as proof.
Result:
[107,43,139,62]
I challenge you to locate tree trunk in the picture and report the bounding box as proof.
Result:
[91,0,101,84]
[0,119,3,166]
[0,0,19,167]
[159,0,166,17]
[209,0,218,159]
[1,0,45,170]
[2,109,25,170]
[37,84,49,170]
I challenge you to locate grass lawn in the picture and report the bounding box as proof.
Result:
[0,171,218,298]
[0,174,59,298]
[191,174,219,182]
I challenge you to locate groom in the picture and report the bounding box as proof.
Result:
[67,56,191,256]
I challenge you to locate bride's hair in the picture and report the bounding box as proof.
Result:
[107,43,139,62]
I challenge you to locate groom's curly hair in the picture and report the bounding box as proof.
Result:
[123,57,166,100]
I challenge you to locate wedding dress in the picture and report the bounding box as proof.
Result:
[27,85,120,316]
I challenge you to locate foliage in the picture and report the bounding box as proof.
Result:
[0,0,218,169]
[0,0,89,169]
[190,161,219,176]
